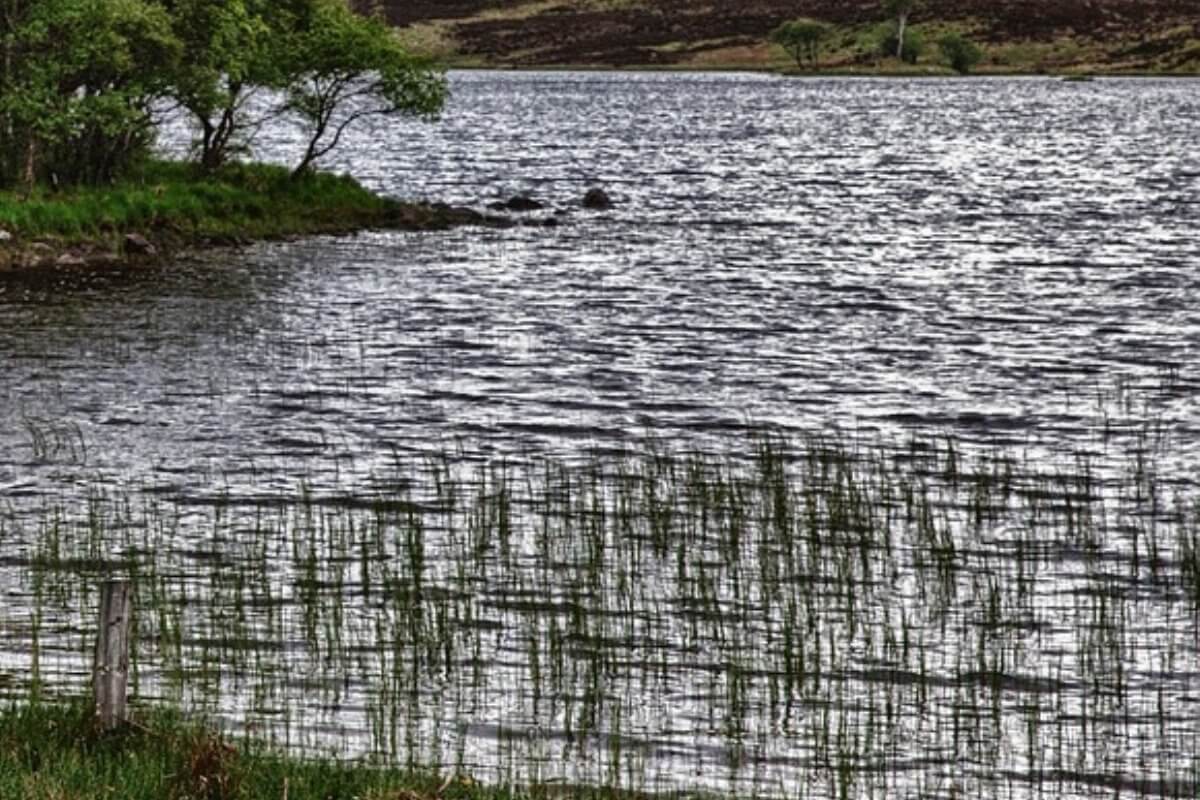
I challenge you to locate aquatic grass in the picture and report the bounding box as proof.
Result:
[3,429,1200,798]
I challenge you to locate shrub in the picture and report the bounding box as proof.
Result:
[938,32,983,74]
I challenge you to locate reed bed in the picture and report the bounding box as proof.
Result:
[1,430,1198,800]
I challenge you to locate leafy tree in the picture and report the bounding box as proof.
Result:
[938,32,983,74]
[162,0,286,171]
[770,18,829,69]
[881,0,919,60]
[0,0,180,188]
[0,0,445,189]
[279,0,446,177]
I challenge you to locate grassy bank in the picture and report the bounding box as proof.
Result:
[0,161,486,272]
[0,699,511,800]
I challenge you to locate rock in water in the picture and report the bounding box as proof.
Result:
[582,187,613,210]
[488,195,544,213]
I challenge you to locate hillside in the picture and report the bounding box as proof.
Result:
[376,0,1200,73]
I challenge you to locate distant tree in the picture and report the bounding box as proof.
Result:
[877,24,924,65]
[279,0,446,177]
[881,0,919,60]
[770,18,830,69]
[938,32,983,74]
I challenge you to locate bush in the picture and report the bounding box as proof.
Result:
[938,32,983,74]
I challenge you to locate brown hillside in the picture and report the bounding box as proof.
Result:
[374,0,1200,71]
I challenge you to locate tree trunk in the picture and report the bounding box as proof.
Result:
[21,136,35,193]
[896,13,908,60]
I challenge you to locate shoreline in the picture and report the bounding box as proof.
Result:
[0,160,531,278]
[0,203,500,277]
[436,62,1200,77]
[441,64,1200,79]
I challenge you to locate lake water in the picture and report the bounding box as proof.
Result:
[2,72,1200,799]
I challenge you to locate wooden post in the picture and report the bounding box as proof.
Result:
[93,580,132,731]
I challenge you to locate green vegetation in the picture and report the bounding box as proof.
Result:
[937,31,983,73]
[0,700,494,800]
[0,161,397,241]
[769,18,829,69]
[4,408,1200,796]
[0,160,478,268]
[0,0,179,187]
[880,0,920,60]
[0,0,445,190]
[0,1,454,268]
[875,22,925,65]
[281,1,446,176]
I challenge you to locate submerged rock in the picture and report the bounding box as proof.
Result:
[489,195,545,213]
[389,202,520,230]
[582,187,613,210]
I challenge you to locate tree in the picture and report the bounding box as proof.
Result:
[877,24,924,65]
[162,0,286,171]
[770,18,829,69]
[279,0,446,177]
[0,0,180,188]
[938,32,982,74]
[0,0,445,188]
[881,0,919,60]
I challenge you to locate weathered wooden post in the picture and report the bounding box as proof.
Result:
[93,580,132,731]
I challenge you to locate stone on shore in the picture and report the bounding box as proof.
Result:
[124,233,157,256]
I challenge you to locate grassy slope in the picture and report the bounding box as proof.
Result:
[382,0,1200,74]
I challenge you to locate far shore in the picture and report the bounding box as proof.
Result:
[388,1,1199,79]
[438,62,1199,77]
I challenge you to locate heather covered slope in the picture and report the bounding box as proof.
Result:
[377,0,1200,72]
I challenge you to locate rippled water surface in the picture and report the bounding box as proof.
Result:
[2,73,1200,798]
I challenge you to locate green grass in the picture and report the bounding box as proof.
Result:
[0,699,561,800]
[0,160,402,247]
